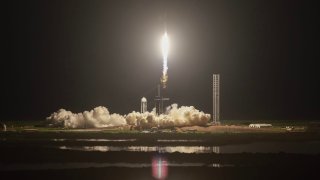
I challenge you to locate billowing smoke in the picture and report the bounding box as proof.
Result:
[46,106,126,128]
[46,104,211,129]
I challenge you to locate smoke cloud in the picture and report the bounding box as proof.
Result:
[46,106,126,128]
[46,104,210,129]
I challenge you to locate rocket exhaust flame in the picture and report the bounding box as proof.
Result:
[161,32,169,88]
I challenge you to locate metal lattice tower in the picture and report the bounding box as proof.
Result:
[213,74,220,124]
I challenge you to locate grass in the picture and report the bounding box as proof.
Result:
[1,119,319,134]
[2,119,314,127]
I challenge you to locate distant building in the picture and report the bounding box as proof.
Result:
[141,97,147,113]
[213,74,220,124]
[212,146,220,154]
[249,124,272,128]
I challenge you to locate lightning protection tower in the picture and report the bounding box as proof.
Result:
[213,74,220,124]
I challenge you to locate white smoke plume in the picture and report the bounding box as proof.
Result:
[46,106,126,128]
[46,104,211,129]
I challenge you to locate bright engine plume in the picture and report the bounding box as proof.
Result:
[160,32,169,88]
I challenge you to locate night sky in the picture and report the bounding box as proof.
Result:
[5,0,319,121]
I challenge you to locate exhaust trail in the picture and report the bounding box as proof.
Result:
[160,32,169,88]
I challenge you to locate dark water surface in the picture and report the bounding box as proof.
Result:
[1,134,320,179]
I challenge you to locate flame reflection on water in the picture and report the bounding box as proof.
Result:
[59,146,220,154]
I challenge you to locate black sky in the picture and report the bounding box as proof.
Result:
[5,0,320,121]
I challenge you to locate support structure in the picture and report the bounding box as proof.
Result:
[154,84,169,115]
[213,74,220,124]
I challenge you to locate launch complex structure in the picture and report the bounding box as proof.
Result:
[154,84,169,115]
[154,32,170,115]
[152,32,220,124]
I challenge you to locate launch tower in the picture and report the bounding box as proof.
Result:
[154,84,169,115]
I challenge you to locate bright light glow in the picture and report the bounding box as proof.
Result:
[161,32,169,76]
[152,156,168,179]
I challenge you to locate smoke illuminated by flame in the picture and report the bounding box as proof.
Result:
[161,32,169,88]
[161,32,169,75]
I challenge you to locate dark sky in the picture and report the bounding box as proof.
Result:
[5,0,319,121]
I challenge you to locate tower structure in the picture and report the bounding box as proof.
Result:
[154,84,169,115]
[213,74,220,124]
[141,97,147,113]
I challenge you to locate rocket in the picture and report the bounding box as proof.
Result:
[160,74,168,88]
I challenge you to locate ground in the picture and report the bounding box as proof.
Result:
[0,119,316,133]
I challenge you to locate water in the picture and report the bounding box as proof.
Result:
[59,145,220,153]
[0,162,232,171]
[57,141,320,154]
[157,139,204,142]
[52,139,137,142]
[1,138,319,179]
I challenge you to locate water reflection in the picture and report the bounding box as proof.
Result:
[57,141,320,154]
[157,139,203,142]
[0,162,230,171]
[52,139,136,142]
[59,146,220,154]
[75,139,136,142]
[152,156,168,179]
